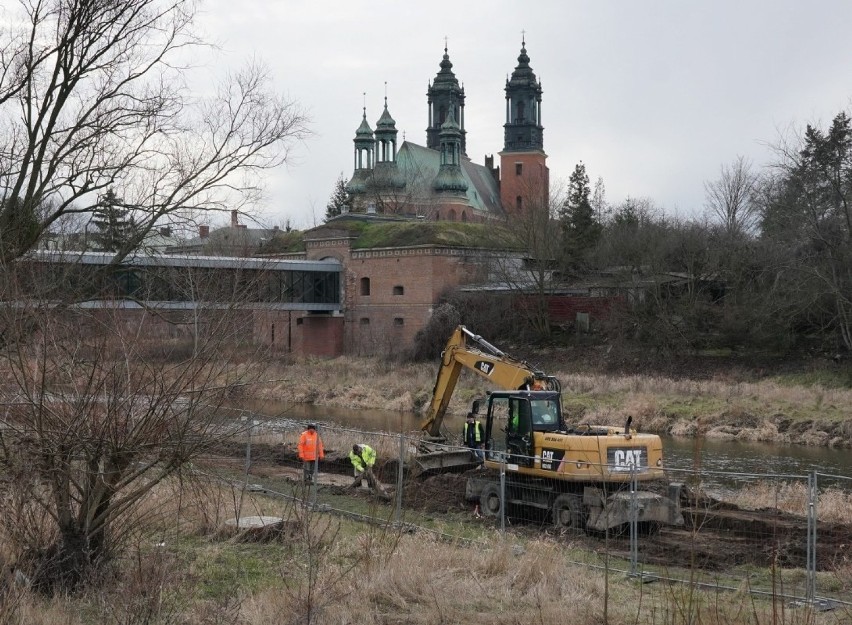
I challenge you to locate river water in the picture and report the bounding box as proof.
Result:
[239,400,852,480]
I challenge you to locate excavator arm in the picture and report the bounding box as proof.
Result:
[420,325,559,439]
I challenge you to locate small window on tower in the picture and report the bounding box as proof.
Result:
[515,163,523,176]
[360,277,371,296]
[393,285,404,296]
[394,318,404,326]
[516,196,523,211]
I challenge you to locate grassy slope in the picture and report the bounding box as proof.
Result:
[256,354,852,448]
[261,219,522,254]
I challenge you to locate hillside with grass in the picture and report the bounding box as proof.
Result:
[255,353,852,448]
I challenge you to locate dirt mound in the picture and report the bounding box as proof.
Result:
[402,472,472,513]
[206,441,294,464]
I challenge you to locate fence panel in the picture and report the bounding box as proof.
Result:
[659,467,811,602]
[210,419,852,610]
[814,472,852,608]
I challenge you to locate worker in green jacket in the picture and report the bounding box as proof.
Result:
[349,444,387,497]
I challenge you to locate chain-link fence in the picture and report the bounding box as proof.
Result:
[209,418,852,609]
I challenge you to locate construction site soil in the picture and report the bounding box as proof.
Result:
[203,442,852,575]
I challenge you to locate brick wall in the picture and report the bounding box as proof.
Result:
[545,294,627,325]
[342,246,491,356]
[295,315,345,357]
[298,231,630,356]
[63,306,345,359]
[499,152,549,215]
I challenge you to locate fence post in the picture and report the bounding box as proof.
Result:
[806,471,817,603]
[244,415,252,474]
[500,462,506,533]
[395,433,405,524]
[629,463,638,577]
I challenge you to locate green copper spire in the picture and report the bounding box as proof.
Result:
[434,107,468,193]
[426,43,466,155]
[504,38,543,152]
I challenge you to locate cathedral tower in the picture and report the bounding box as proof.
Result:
[499,39,548,214]
[373,97,404,190]
[433,107,468,195]
[426,46,466,156]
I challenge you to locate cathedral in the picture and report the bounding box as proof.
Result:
[345,40,549,222]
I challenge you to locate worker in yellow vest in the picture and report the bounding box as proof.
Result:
[349,444,388,497]
[463,412,485,462]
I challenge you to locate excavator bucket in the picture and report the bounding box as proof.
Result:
[413,442,480,476]
[583,483,684,532]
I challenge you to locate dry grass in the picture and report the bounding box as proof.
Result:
[0,475,849,624]
[252,358,852,448]
[242,533,612,625]
[261,356,434,412]
[727,481,852,523]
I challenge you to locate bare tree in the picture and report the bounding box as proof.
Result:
[485,174,565,339]
[591,175,609,224]
[0,255,270,592]
[0,0,309,265]
[592,196,663,273]
[704,156,760,238]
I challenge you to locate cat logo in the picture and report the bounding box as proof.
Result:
[607,447,647,472]
[540,448,565,471]
[474,360,495,376]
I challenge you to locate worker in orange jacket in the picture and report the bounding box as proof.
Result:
[297,423,324,483]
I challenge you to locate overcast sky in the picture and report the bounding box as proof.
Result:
[197,0,852,230]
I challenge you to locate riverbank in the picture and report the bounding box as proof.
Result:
[252,354,852,448]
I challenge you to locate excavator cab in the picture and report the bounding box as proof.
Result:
[484,390,563,467]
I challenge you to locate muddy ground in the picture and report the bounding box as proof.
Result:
[202,441,852,575]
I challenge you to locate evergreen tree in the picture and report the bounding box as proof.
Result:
[90,188,135,252]
[559,162,601,272]
[325,173,351,221]
[613,196,641,228]
[0,195,40,258]
[760,111,852,350]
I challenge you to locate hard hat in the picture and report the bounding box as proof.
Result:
[307,423,316,429]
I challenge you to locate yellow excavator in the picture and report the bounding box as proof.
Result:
[417,325,683,532]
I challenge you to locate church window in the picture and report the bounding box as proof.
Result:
[517,100,526,121]
[393,285,404,296]
[360,277,371,296]
[515,163,523,176]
